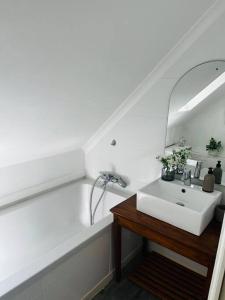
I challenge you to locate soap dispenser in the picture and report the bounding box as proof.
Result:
[213,161,223,184]
[202,167,215,193]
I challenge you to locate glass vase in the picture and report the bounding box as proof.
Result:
[161,168,175,181]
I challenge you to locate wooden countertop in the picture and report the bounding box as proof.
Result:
[110,195,221,258]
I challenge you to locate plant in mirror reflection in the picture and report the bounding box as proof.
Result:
[174,149,191,174]
[206,137,222,154]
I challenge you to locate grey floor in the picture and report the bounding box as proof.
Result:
[93,256,159,300]
[93,277,159,300]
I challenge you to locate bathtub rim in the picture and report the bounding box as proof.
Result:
[0,176,132,212]
[0,177,131,297]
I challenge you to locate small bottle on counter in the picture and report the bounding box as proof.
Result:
[202,167,215,193]
[213,161,222,184]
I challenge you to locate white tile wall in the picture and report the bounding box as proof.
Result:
[0,149,85,207]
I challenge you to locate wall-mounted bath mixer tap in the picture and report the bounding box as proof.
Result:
[89,172,127,225]
[99,171,127,188]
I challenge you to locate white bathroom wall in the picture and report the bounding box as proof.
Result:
[0,0,215,208]
[0,149,85,207]
[85,2,225,193]
[84,0,225,287]
[167,87,225,157]
[0,0,215,166]
[85,78,172,192]
[185,95,225,150]
[166,124,185,147]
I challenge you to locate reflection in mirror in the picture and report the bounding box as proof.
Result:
[166,60,225,185]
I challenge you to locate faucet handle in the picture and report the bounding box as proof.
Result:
[99,171,127,188]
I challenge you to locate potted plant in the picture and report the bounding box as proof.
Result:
[206,138,222,156]
[157,149,190,181]
[157,154,176,181]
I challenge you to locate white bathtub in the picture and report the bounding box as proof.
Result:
[0,179,138,298]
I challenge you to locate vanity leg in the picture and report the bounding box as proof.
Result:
[113,216,122,282]
[142,237,148,256]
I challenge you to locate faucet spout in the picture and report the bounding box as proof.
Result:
[182,169,192,186]
[117,177,127,188]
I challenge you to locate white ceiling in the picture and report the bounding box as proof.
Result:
[0,0,215,165]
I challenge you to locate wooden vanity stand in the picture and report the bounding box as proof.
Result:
[110,195,221,300]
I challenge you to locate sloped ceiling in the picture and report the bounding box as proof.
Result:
[0,0,215,166]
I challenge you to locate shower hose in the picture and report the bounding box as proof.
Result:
[89,176,107,225]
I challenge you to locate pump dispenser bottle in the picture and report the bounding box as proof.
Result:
[202,167,215,193]
[213,161,222,184]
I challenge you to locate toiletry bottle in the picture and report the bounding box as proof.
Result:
[202,167,215,193]
[213,161,222,184]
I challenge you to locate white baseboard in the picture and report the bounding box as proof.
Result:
[82,245,141,300]
[82,272,113,300]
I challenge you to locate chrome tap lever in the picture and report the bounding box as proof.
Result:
[99,171,127,188]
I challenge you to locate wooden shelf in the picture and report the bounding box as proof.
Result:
[128,252,207,300]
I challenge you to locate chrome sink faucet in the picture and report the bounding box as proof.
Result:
[99,171,127,188]
[182,169,192,186]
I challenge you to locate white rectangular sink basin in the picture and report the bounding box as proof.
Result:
[137,179,222,236]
